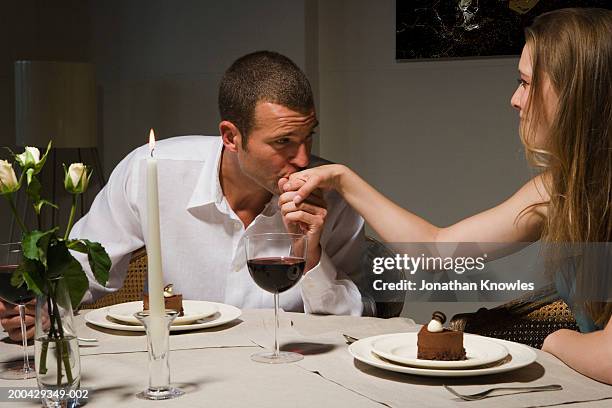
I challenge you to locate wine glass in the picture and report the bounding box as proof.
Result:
[245,233,307,363]
[0,242,36,379]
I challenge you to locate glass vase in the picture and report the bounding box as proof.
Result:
[35,277,81,408]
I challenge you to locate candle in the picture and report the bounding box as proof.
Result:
[147,129,165,320]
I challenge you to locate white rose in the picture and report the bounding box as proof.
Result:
[16,146,41,168]
[64,163,89,194]
[0,160,19,193]
[68,163,86,186]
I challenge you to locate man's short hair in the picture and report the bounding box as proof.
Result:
[218,51,314,145]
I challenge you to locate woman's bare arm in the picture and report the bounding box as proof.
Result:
[283,164,547,243]
[542,318,612,384]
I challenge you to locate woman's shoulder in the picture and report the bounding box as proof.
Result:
[521,173,550,205]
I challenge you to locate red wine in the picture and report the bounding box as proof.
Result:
[0,265,35,305]
[247,257,305,293]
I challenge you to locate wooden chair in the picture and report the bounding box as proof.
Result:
[80,248,147,309]
[450,284,579,348]
[362,236,404,318]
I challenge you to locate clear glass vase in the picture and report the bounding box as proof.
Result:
[35,277,81,408]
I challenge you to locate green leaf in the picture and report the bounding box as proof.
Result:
[34,199,58,214]
[17,258,45,296]
[47,241,88,309]
[67,239,111,286]
[14,169,26,192]
[85,168,93,190]
[25,168,34,186]
[0,186,15,197]
[10,267,24,287]
[33,141,52,175]
[26,175,42,211]
[65,239,87,253]
[22,231,48,261]
[21,228,58,264]
[62,163,74,191]
[36,231,57,268]
[83,240,110,286]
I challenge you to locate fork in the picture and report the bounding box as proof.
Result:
[342,334,359,344]
[77,337,98,343]
[444,384,563,401]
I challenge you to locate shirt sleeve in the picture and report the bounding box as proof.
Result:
[69,149,145,304]
[300,191,366,316]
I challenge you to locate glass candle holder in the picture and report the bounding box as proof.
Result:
[134,310,184,400]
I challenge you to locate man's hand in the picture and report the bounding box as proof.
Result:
[278,178,327,271]
[0,299,49,342]
[0,299,38,342]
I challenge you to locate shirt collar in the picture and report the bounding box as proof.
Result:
[186,137,224,210]
[186,137,281,217]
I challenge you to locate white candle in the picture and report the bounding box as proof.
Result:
[146,129,165,320]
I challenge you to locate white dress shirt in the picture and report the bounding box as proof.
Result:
[71,136,365,315]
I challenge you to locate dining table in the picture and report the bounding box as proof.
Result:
[1,307,611,407]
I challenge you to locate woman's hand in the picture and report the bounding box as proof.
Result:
[280,164,347,204]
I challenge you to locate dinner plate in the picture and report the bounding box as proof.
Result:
[106,300,218,325]
[371,332,509,369]
[349,334,537,377]
[84,301,241,332]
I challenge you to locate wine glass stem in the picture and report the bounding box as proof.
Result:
[18,304,32,372]
[273,292,279,357]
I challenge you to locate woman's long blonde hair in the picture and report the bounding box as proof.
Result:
[521,8,612,326]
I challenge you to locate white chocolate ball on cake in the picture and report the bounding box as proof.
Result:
[427,319,443,332]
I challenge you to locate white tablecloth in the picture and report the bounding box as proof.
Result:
[1,309,611,407]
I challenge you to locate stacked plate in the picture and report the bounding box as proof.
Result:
[348,332,537,377]
[84,300,242,332]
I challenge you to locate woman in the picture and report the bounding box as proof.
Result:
[280,8,612,384]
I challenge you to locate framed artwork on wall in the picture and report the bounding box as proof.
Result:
[396,0,612,60]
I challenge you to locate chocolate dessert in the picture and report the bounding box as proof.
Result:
[417,311,466,361]
[143,284,184,316]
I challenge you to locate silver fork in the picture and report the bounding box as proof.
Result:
[77,337,98,342]
[444,384,563,401]
[343,334,359,344]
[77,337,99,346]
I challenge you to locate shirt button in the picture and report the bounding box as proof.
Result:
[234,222,242,231]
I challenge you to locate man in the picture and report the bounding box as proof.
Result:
[1,51,365,341]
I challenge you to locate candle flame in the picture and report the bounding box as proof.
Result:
[149,129,155,155]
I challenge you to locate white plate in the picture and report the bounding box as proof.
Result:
[371,332,508,369]
[84,301,241,332]
[106,300,218,325]
[349,333,537,377]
